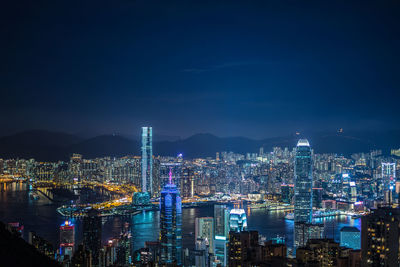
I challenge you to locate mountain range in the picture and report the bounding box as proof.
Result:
[0,130,399,161]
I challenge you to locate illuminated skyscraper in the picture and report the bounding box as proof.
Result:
[160,162,182,192]
[160,169,182,266]
[182,166,194,198]
[229,209,247,233]
[214,204,229,238]
[195,217,214,253]
[382,162,396,204]
[294,139,313,248]
[214,204,229,266]
[60,220,75,258]
[141,127,153,196]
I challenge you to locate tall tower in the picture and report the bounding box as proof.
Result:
[195,217,214,253]
[294,139,313,248]
[60,220,75,258]
[214,204,229,266]
[141,127,153,196]
[160,169,182,266]
[382,162,396,204]
[83,209,102,266]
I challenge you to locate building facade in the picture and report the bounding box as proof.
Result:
[361,207,400,266]
[141,127,153,196]
[160,172,182,266]
[294,139,313,248]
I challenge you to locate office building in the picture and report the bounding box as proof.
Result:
[214,204,229,266]
[182,166,195,198]
[195,217,214,253]
[229,209,247,232]
[194,238,210,267]
[214,204,229,238]
[340,226,360,250]
[60,220,75,257]
[294,139,313,248]
[141,127,153,196]
[382,162,396,204]
[160,170,182,266]
[160,161,182,193]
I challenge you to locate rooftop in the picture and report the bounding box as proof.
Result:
[297,139,310,147]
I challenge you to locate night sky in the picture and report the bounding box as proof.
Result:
[2,0,400,139]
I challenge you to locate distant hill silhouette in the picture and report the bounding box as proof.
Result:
[0,130,82,161]
[0,129,399,161]
[67,135,139,159]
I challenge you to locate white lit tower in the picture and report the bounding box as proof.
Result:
[382,162,396,204]
[141,127,153,196]
[294,139,313,248]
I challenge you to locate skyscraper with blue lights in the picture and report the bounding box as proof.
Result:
[160,169,182,266]
[294,139,313,248]
[214,204,229,266]
[141,127,153,196]
[229,209,247,233]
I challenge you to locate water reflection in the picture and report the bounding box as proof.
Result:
[0,183,361,252]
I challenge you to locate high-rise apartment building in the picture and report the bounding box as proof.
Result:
[228,231,259,267]
[361,207,400,266]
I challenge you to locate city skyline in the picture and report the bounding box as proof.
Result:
[2,0,400,266]
[0,127,399,266]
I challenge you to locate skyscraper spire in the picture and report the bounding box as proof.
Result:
[169,168,173,184]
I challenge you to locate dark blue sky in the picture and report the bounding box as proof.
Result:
[2,0,400,138]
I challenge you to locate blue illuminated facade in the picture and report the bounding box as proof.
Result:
[340,226,361,250]
[214,204,229,266]
[229,209,247,233]
[294,139,313,248]
[160,177,182,266]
